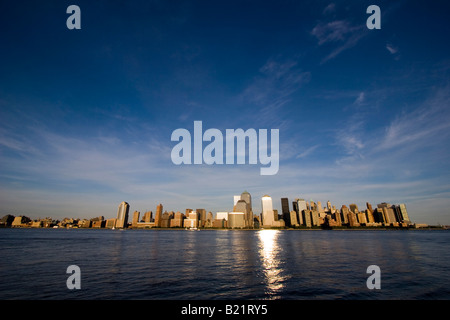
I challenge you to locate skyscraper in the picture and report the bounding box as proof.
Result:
[399,203,410,223]
[240,191,252,213]
[228,212,245,228]
[233,191,253,228]
[261,195,275,227]
[234,200,248,214]
[116,201,129,228]
[297,199,307,225]
[281,198,290,226]
[155,204,163,227]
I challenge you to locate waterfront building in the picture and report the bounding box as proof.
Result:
[106,218,117,229]
[240,191,253,228]
[261,195,275,227]
[0,215,15,227]
[115,201,129,228]
[281,198,291,226]
[212,218,227,228]
[170,211,185,227]
[196,209,207,227]
[91,220,105,228]
[296,199,307,225]
[357,212,367,225]
[349,204,359,214]
[302,210,312,227]
[216,212,229,221]
[312,210,320,226]
[143,211,152,223]
[228,212,245,228]
[233,191,253,228]
[132,211,140,227]
[347,212,360,227]
[334,209,342,226]
[234,200,248,214]
[183,211,198,228]
[327,201,332,212]
[317,201,325,218]
[372,207,384,223]
[398,203,410,223]
[341,205,349,224]
[240,191,252,212]
[12,216,31,227]
[289,210,299,226]
[160,211,173,228]
[155,204,163,227]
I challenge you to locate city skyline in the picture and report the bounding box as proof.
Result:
[1,1,450,225]
[2,190,419,229]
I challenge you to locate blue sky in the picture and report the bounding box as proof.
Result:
[1,0,449,224]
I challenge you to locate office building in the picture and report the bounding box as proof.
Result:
[132,211,140,227]
[234,200,248,214]
[398,203,410,223]
[170,212,185,228]
[261,195,275,227]
[183,211,198,228]
[154,204,163,227]
[216,212,229,221]
[289,211,299,226]
[281,198,291,226]
[228,212,245,228]
[116,201,129,228]
[296,199,307,225]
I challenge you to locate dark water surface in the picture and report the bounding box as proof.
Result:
[0,228,449,300]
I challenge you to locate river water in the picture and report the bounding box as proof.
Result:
[0,228,449,300]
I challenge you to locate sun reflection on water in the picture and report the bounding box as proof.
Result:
[257,229,286,298]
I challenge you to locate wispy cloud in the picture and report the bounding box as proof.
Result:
[354,92,365,106]
[386,43,398,54]
[240,57,310,127]
[311,20,366,63]
[311,3,370,63]
[323,3,336,15]
[376,86,450,152]
[296,145,320,159]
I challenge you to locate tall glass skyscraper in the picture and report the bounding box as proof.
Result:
[261,195,274,227]
[116,201,130,228]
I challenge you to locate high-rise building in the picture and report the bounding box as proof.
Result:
[184,211,198,228]
[234,191,253,228]
[289,210,299,226]
[155,204,163,227]
[311,210,320,226]
[349,204,359,213]
[234,200,248,214]
[341,205,349,224]
[116,201,129,228]
[240,191,252,212]
[216,212,229,221]
[228,212,245,228]
[281,198,290,226]
[143,211,152,223]
[398,203,410,223]
[196,208,206,227]
[261,195,275,227]
[170,212,185,228]
[296,199,307,225]
[303,210,312,227]
[132,211,140,227]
